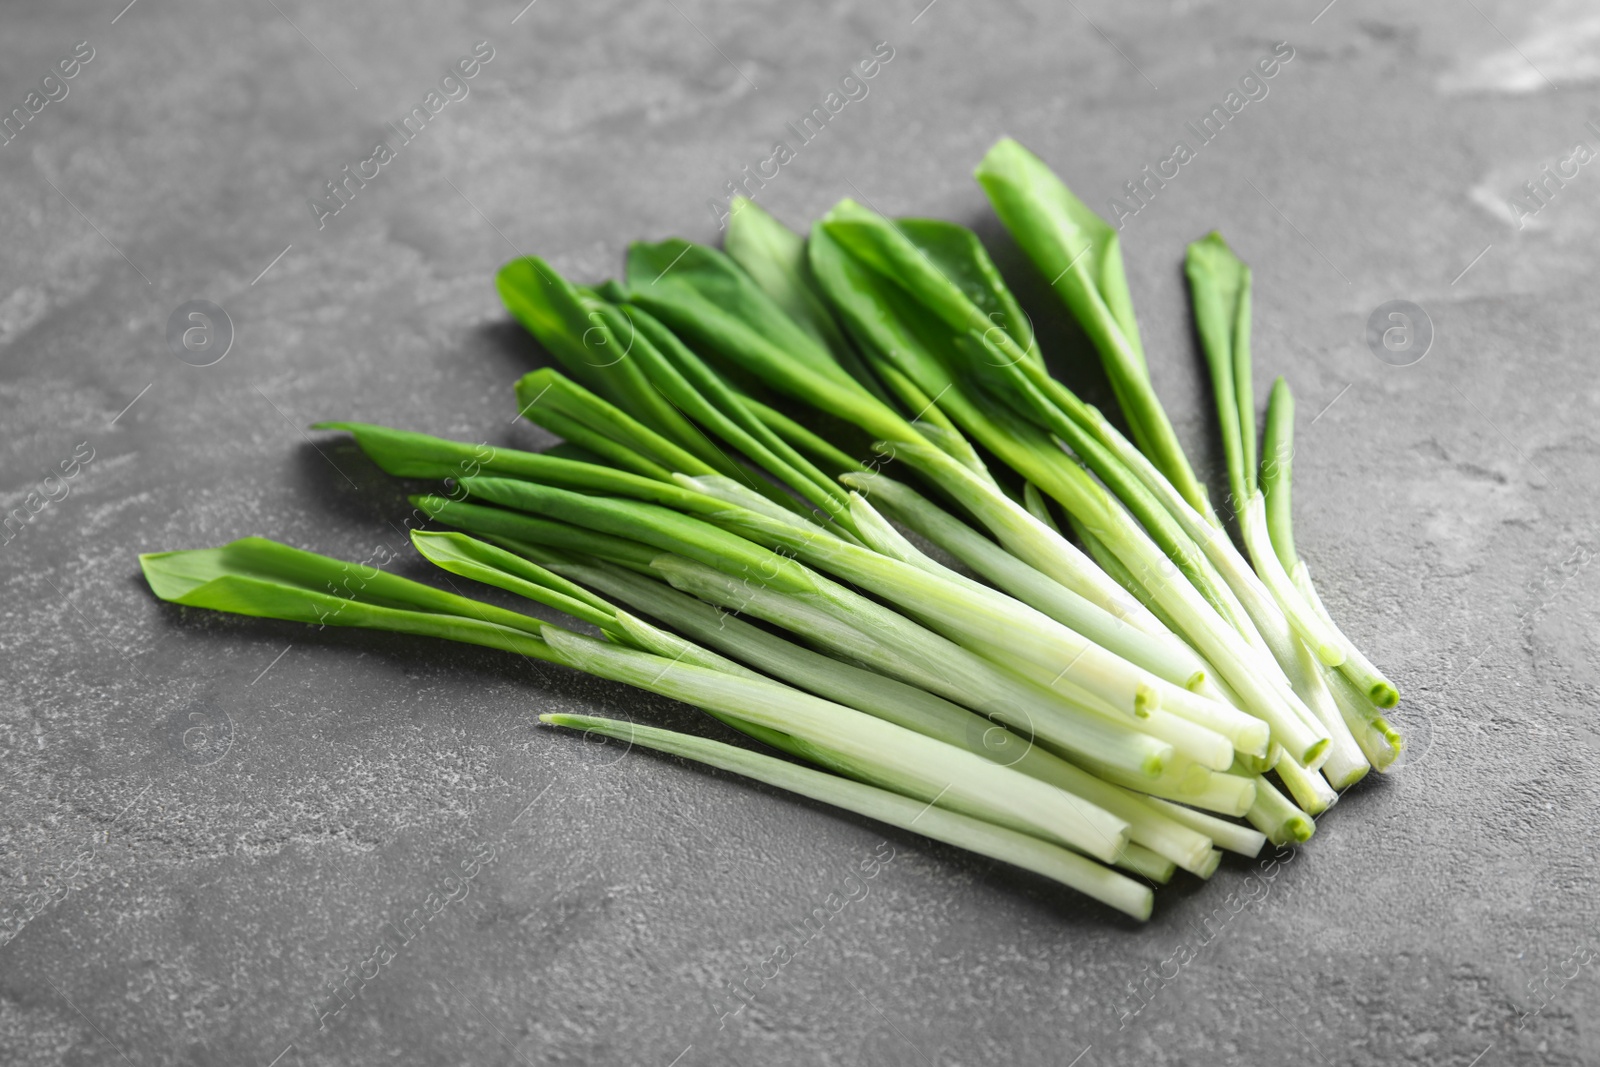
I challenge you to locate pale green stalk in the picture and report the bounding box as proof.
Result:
[843,469,1210,691]
[834,485,1258,761]
[577,477,1178,724]
[1074,404,1361,764]
[1270,745,1337,816]
[1315,648,1403,773]
[1265,377,1400,709]
[408,529,1134,858]
[1245,776,1315,846]
[544,551,1219,873]
[1022,482,1058,529]
[1082,757,1258,818]
[1116,845,1177,884]
[970,333,1264,644]
[1147,798,1267,858]
[868,429,1328,768]
[544,629,1136,860]
[413,529,1218,883]
[873,437,1166,637]
[648,553,1175,778]
[540,713,1154,920]
[1261,376,1298,573]
[465,466,1177,731]
[838,476,1260,758]
[1286,625,1370,790]
[1239,492,1346,665]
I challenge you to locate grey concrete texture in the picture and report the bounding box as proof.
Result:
[1,0,1596,1063]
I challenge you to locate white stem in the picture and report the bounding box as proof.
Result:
[543,628,1133,861]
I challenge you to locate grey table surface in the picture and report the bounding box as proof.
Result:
[3,0,1598,1064]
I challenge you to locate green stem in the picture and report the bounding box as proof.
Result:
[1285,629,1370,790]
[623,299,863,527]
[514,369,719,479]
[1083,758,1257,817]
[1233,267,1257,499]
[496,257,727,473]
[985,338,1263,644]
[741,397,867,475]
[723,196,896,406]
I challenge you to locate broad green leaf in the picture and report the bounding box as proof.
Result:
[140,537,554,655]
[724,197,893,403]
[623,240,908,444]
[975,138,1211,515]
[1190,231,1248,505]
[973,137,1145,366]
[894,218,1035,366]
[724,197,853,356]
[496,258,718,467]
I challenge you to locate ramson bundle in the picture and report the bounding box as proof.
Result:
[142,139,1402,920]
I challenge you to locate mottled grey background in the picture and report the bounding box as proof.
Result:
[2,0,1597,1064]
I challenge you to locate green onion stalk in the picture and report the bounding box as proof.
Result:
[135,144,1417,919]
[322,407,1281,813]
[771,201,1333,768]
[140,533,1165,916]
[410,477,1196,781]
[972,136,1401,783]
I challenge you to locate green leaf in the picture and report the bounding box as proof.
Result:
[724,197,855,358]
[973,137,1144,365]
[894,217,1035,366]
[624,239,919,447]
[1261,376,1297,574]
[608,297,853,524]
[139,537,554,656]
[816,202,1026,364]
[143,536,524,626]
[975,138,1210,515]
[496,258,720,467]
[516,367,726,479]
[1185,231,1253,510]
[628,239,856,389]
